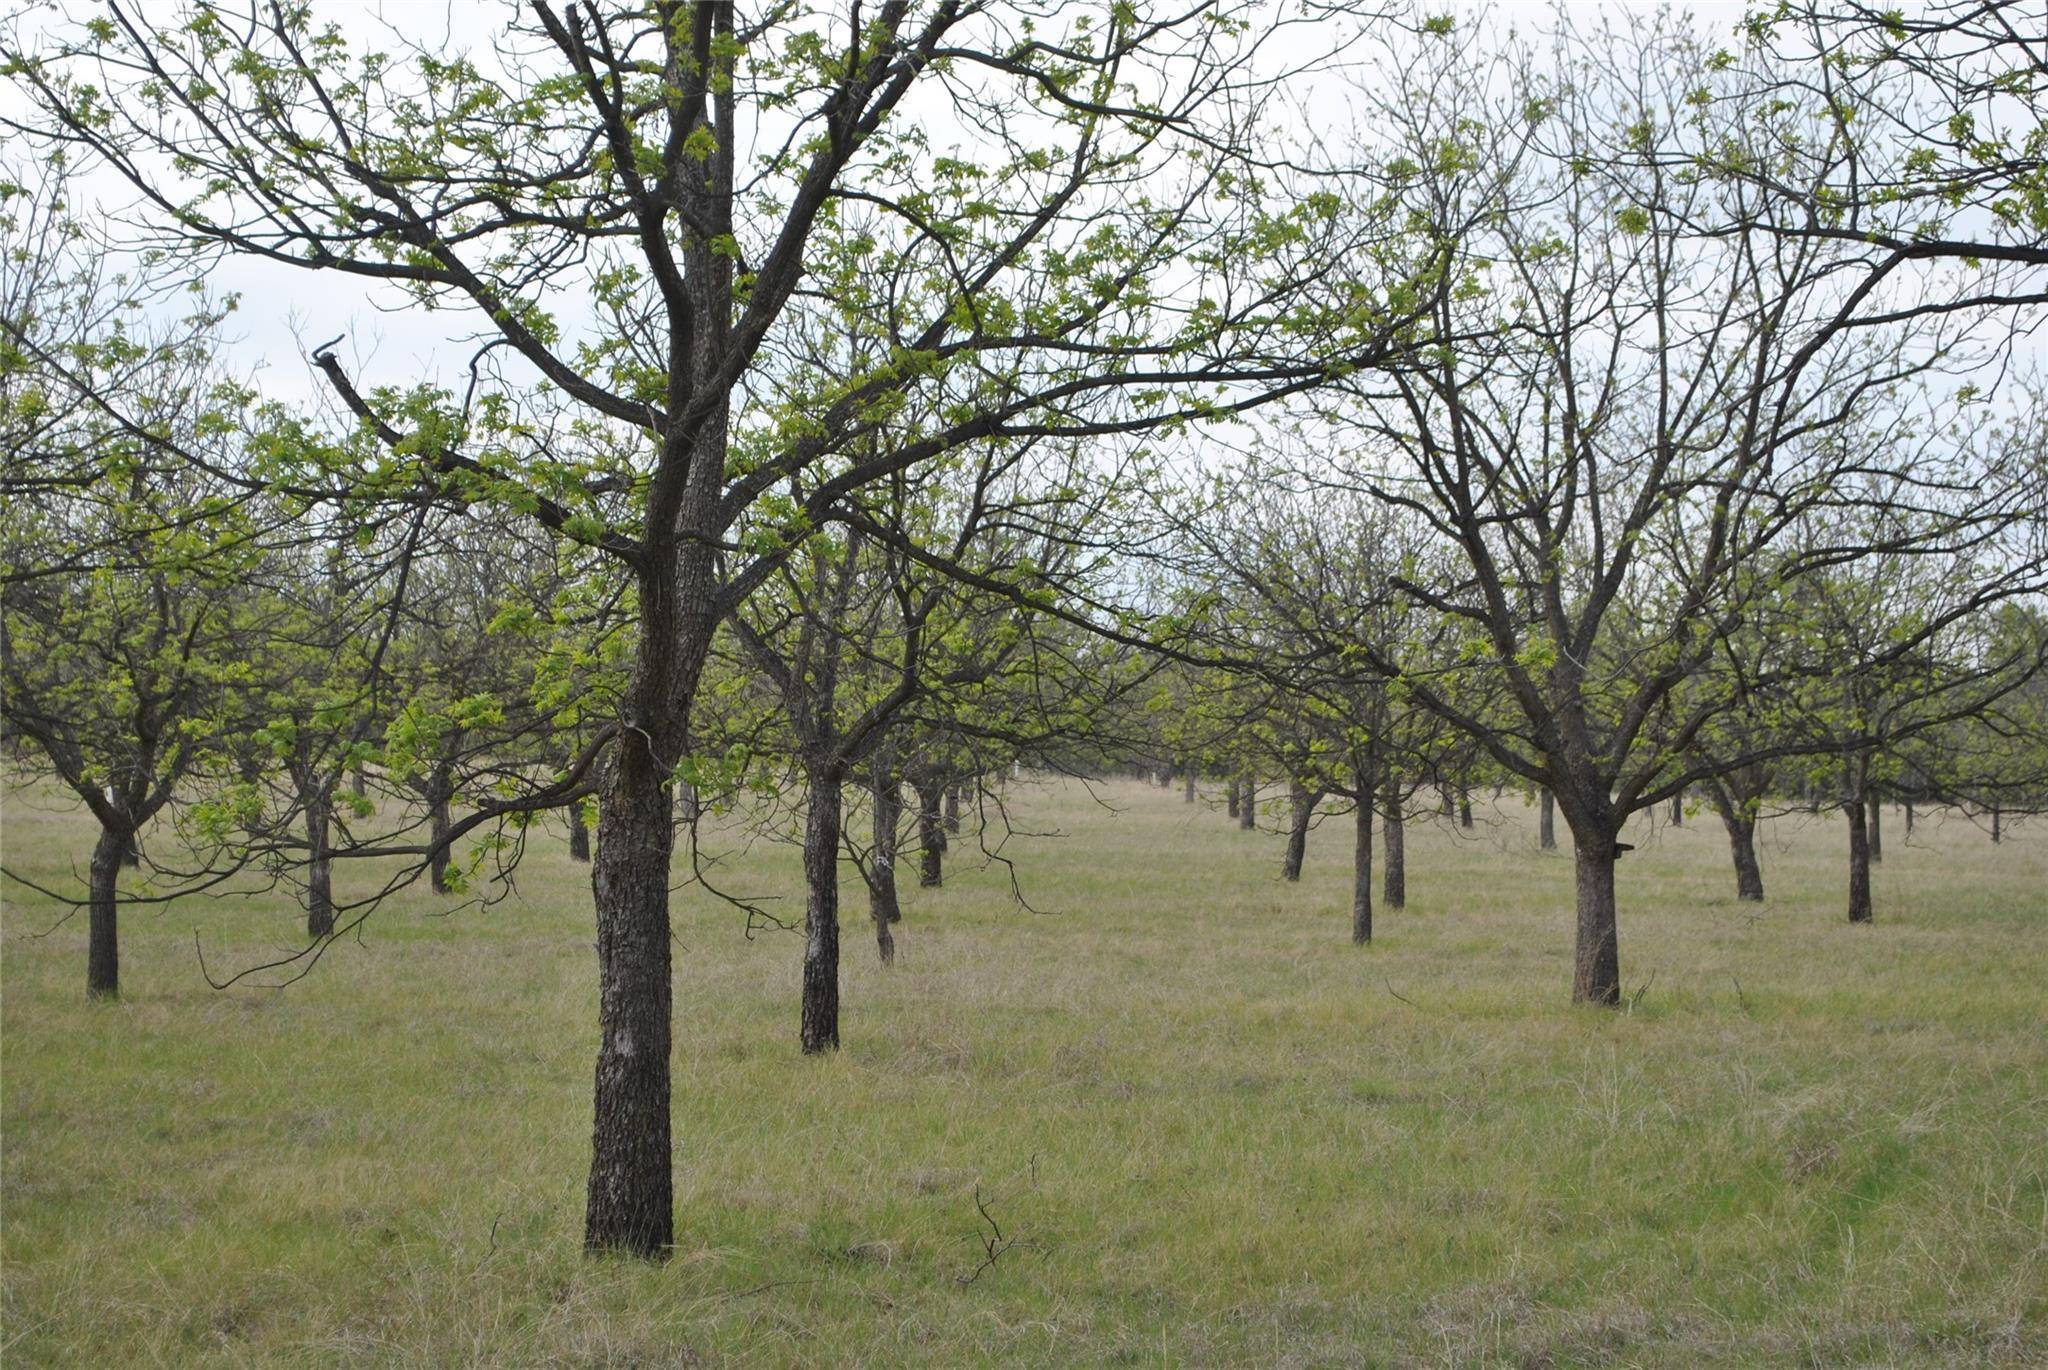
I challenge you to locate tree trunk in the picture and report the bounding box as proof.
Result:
[1226,778,1240,819]
[583,733,679,1257]
[1991,805,2001,843]
[1382,773,1405,909]
[569,803,591,862]
[801,767,843,1052]
[1847,795,1873,923]
[914,781,946,888]
[1571,837,1622,1005]
[675,780,700,826]
[1183,770,1196,804]
[868,769,902,964]
[87,823,124,999]
[1238,776,1256,831]
[944,783,961,834]
[1458,793,1473,829]
[1867,789,1882,863]
[1351,785,1373,945]
[1904,799,1914,835]
[1707,781,1764,902]
[351,766,367,799]
[1281,782,1316,881]
[1539,786,1556,850]
[306,790,334,939]
[428,769,453,894]
[1669,788,1683,826]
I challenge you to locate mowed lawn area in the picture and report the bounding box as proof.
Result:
[3,773,2044,1366]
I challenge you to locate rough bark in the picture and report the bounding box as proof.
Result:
[1382,773,1406,909]
[1571,838,1622,1005]
[569,803,591,862]
[1539,787,1556,850]
[87,823,124,999]
[801,767,843,1052]
[1847,795,1874,923]
[583,732,680,1257]
[306,790,334,939]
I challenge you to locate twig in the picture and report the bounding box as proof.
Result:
[1382,976,1421,1010]
[955,1184,1015,1286]
[1627,970,1657,1013]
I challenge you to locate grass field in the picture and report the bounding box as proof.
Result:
[3,774,2045,1366]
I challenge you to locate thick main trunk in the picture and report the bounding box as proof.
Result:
[916,782,945,888]
[1571,837,1621,1005]
[1867,790,1882,863]
[801,768,843,1052]
[1539,787,1556,851]
[306,791,334,939]
[1382,774,1405,908]
[1281,782,1317,881]
[584,735,678,1257]
[1351,786,1373,945]
[1847,796,1873,923]
[87,824,124,999]
[569,803,591,862]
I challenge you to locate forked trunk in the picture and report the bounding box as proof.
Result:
[1538,787,1556,851]
[1382,773,1405,909]
[1847,796,1873,924]
[801,767,843,1052]
[569,803,591,862]
[1571,837,1621,1005]
[87,823,124,999]
[306,790,334,938]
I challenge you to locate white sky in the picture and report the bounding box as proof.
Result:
[0,0,1986,413]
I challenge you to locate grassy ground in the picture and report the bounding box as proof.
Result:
[2,773,2044,1367]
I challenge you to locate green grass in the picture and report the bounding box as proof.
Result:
[3,775,2045,1366]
